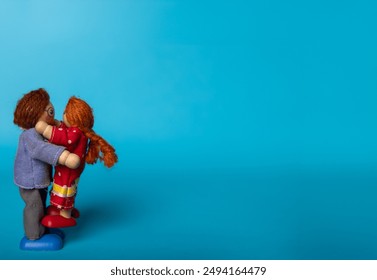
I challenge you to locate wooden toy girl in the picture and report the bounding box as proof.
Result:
[35,96,118,228]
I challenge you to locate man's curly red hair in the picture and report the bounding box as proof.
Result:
[14,88,50,129]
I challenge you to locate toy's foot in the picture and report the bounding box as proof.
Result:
[20,234,63,251]
[47,205,80,218]
[42,215,77,228]
[46,228,65,240]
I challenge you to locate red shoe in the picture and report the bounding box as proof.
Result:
[46,205,80,218]
[41,215,77,228]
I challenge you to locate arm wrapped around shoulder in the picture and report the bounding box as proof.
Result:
[35,120,53,139]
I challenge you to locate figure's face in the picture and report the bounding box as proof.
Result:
[39,102,55,125]
[63,112,71,127]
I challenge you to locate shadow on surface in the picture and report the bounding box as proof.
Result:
[63,191,144,244]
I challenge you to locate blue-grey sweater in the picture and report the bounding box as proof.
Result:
[14,128,65,189]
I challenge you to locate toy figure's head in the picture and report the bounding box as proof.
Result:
[63,97,94,129]
[63,96,118,168]
[14,88,55,129]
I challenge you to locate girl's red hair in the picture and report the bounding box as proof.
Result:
[64,97,118,168]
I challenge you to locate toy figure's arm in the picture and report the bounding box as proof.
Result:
[36,120,78,147]
[35,120,53,140]
[58,150,80,169]
[23,132,80,169]
[35,121,80,168]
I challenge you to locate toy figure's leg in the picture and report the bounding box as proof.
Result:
[47,205,80,218]
[20,234,63,251]
[19,188,46,240]
[41,215,76,228]
[43,194,77,228]
[40,188,48,212]
[19,188,64,250]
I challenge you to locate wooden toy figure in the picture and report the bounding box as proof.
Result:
[14,88,80,250]
[35,96,118,228]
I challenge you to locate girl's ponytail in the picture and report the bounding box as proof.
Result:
[82,128,118,167]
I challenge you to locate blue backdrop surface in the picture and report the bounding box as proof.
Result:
[1,0,377,259]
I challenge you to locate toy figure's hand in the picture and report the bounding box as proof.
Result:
[58,151,81,169]
[65,153,81,169]
[35,120,53,139]
[35,121,48,134]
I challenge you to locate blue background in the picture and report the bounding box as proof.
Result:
[1,0,377,259]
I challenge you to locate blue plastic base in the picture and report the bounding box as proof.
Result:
[20,234,63,251]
